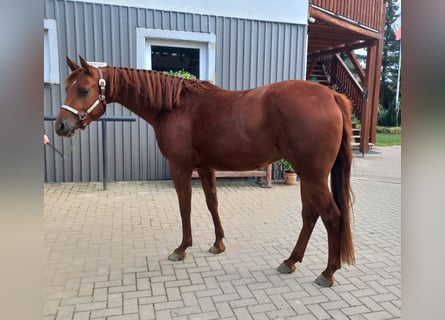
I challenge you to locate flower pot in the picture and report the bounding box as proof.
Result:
[284,171,297,185]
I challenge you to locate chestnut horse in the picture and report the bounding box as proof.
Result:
[55,56,354,287]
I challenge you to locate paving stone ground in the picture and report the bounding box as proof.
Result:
[44,146,401,320]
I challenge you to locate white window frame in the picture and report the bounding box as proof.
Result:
[136,28,216,83]
[44,19,60,84]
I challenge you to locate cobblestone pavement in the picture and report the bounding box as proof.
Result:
[44,146,401,320]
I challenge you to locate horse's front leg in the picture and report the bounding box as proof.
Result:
[197,168,225,254]
[168,162,193,261]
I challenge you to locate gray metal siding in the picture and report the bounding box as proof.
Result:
[44,0,307,182]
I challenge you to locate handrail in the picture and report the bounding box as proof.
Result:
[310,0,385,33]
[44,115,136,190]
[320,55,364,119]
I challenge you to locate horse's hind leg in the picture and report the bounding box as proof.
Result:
[304,179,342,287]
[197,168,225,254]
[277,180,319,274]
[278,178,342,287]
[316,196,342,287]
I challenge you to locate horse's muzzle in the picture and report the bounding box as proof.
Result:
[55,117,76,137]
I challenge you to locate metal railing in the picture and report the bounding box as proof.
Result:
[44,115,136,190]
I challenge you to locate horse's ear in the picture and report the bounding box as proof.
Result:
[66,56,80,71]
[78,55,93,75]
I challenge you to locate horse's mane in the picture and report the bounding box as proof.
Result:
[107,67,219,110]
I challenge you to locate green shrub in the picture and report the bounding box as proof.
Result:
[163,70,197,79]
[277,159,295,173]
[377,104,398,127]
[376,126,401,134]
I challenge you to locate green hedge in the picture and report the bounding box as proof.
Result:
[163,70,197,79]
[376,126,401,134]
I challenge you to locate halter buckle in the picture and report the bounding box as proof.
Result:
[79,112,87,121]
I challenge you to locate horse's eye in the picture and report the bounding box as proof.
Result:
[79,88,89,97]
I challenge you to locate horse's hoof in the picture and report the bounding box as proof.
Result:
[277,262,296,274]
[209,245,225,254]
[168,252,185,262]
[315,274,334,287]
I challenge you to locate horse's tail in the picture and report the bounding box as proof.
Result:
[332,93,355,265]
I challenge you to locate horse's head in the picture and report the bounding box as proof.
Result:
[55,55,107,137]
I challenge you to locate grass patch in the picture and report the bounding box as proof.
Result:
[352,123,401,146]
[376,132,401,146]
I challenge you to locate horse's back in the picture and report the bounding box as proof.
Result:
[186,80,345,171]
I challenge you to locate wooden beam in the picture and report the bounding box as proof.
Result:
[309,25,365,40]
[347,51,366,84]
[309,6,382,40]
[192,170,266,178]
[360,43,377,153]
[309,40,373,58]
[190,164,273,188]
[369,4,387,144]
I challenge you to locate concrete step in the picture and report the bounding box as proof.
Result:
[352,142,375,150]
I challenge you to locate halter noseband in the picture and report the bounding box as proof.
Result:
[61,68,107,128]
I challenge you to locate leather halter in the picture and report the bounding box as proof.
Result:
[61,68,107,128]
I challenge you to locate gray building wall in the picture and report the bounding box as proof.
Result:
[44,0,308,182]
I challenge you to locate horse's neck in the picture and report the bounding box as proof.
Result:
[107,67,137,105]
[105,67,217,125]
[106,66,161,124]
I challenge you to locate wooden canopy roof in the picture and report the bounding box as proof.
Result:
[308,2,385,57]
[306,1,387,153]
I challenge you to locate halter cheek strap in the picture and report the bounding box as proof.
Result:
[61,67,107,127]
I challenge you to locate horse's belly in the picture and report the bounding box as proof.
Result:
[194,141,279,171]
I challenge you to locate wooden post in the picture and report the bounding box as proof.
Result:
[331,54,338,86]
[369,4,387,144]
[264,164,272,188]
[361,42,377,153]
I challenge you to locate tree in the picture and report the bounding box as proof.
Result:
[379,0,401,126]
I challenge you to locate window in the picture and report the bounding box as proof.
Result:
[151,45,200,78]
[44,19,60,84]
[136,29,216,82]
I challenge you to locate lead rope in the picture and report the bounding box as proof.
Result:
[45,130,79,159]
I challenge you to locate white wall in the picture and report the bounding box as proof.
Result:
[72,0,308,25]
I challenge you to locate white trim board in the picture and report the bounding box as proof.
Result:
[44,19,60,84]
[69,0,308,25]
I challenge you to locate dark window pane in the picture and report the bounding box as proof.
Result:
[151,45,199,78]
